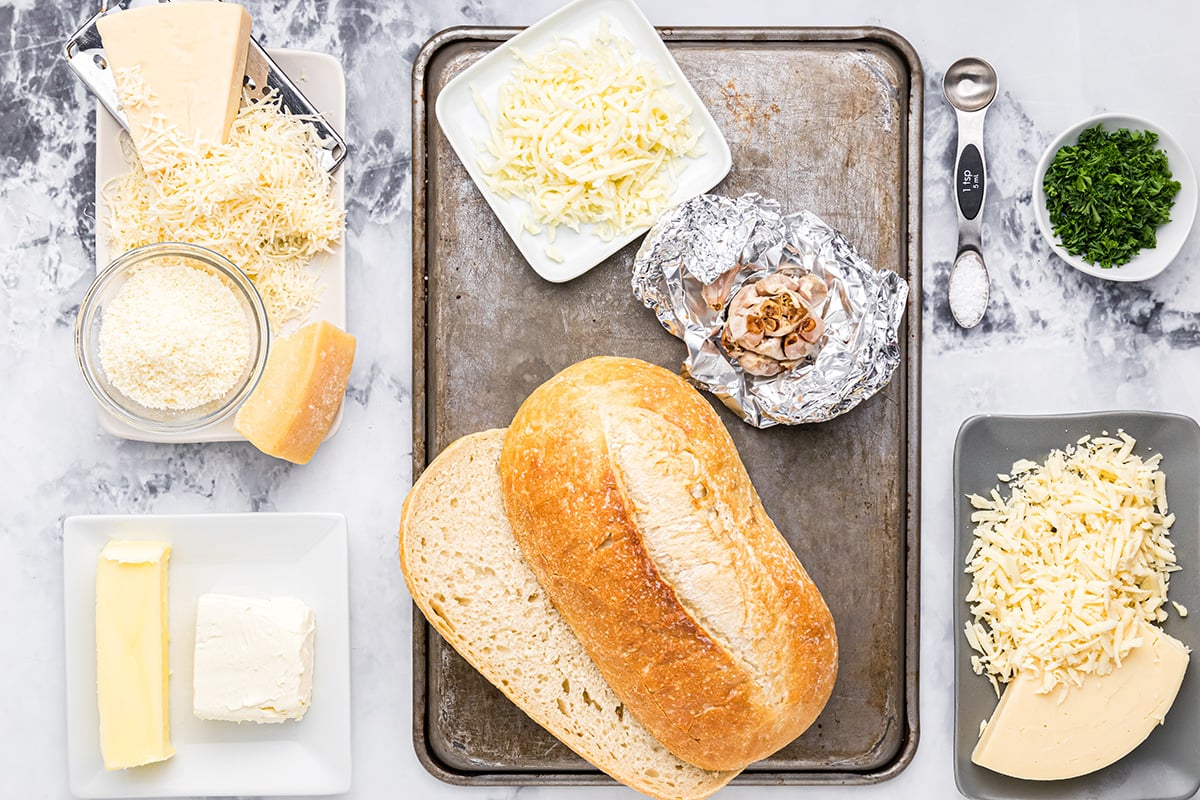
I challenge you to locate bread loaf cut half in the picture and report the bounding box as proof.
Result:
[500,356,839,771]
[399,429,738,800]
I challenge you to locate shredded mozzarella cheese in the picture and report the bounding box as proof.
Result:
[474,19,702,248]
[102,91,344,325]
[964,432,1181,695]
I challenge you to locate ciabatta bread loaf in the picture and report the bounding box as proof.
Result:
[399,429,738,800]
[500,356,838,771]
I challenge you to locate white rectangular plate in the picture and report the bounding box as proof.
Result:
[63,513,352,798]
[94,49,347,443]
[434,0,732,283]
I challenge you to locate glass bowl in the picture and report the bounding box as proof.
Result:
[75,242,270,434]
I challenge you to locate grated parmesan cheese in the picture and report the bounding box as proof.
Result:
[964,431,1181,695]
[474,18,702,250]
[102,89,344,325]
[98,263,250,411]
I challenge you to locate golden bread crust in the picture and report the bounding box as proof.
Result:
[500,356,838,771]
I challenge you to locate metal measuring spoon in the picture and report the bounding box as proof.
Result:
[943,57,998,328]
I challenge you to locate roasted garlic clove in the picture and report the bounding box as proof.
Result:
[756,273,801,296]
[745,334,785,360]
[796,274,828,306]
[798,314,824,343]
[782,332,815,360]
[736,350,787,377]
[701,264,744,310]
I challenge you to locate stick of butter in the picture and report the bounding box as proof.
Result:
[96,540,174,770]
[235,320,356,465]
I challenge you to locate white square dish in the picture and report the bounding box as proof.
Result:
[63,513,352,798]
[434,0,732,283]
[93,49,347,443]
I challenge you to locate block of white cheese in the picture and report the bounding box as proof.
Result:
[95,540,174,770]
[972,623,1190,780]
[97,2,252,168]
[193,594,316,723]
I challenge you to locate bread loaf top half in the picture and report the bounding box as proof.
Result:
[500,356,839,771]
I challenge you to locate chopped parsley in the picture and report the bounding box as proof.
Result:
[1043,125,1180,269]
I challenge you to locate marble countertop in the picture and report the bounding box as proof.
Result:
[4,0,1200,797]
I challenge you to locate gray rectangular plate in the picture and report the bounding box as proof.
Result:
[412,25,923,787]
[953,412,1200,800]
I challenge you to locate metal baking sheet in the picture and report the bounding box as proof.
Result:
[411,26,922,786]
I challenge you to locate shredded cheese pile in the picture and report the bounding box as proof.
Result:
[103,91,344,325]
[109,65,178,173]
[474,19,702,248]
[964,432,1181,696]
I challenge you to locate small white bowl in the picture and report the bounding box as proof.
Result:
[1033,112,1197,282]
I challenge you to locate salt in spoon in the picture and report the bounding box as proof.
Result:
[943,57,998,328]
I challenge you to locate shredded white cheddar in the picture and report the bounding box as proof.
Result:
[474,18,702,250]
[964,432,1181,695]
[103,88,344,325]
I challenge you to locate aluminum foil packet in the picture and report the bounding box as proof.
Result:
[632,193,908,428]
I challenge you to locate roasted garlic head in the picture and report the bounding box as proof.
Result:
[720,272,828,377]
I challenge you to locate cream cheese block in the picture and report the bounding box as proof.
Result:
[972,622,1190,780]
[97,2,252,168]
[193,594,316,723]
[95,540,174,770]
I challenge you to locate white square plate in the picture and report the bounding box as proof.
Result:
[63,513,352,798]
[94,49,347,443]
[434,0,732,283]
